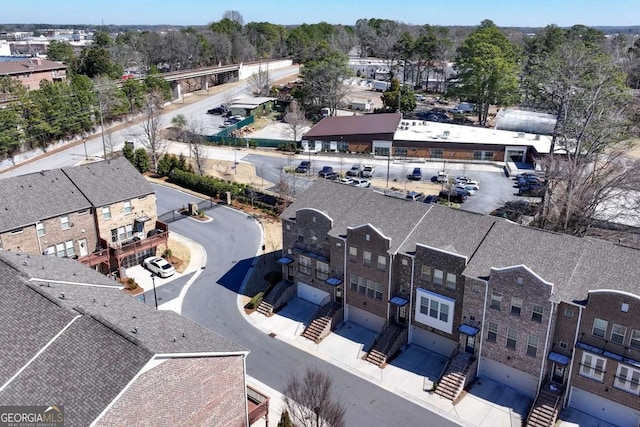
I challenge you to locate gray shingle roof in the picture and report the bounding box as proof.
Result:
[0,252,120,288]
[303,112,401,139]
[0,169,91,232]
[62,157,154,207]
[0,316,152,427]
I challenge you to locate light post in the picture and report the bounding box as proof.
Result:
[83,140,88,160]
[150,274,158,309]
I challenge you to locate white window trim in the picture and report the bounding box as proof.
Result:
[414,288,454,334]
[592,318,608,339]
[614,363,640,396]
[580,352,606,382]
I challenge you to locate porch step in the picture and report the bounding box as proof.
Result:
[434,352,472,401]
[365,349,387,367]
[301,303,339,344]
[256,301,274,317]
[364,324,404,367]
[525,388,561,427]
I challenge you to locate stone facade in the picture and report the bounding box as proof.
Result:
[96,195,158,247]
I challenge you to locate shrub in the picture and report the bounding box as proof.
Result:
[245,292,264,309]
[126,278,139,290]
[164,248,173,258]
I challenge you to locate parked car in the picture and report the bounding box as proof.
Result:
[405,191,425,202]
[206,106,227,115]
[439,190,466,203]
[350,178,371,188]
[338,177,354,185]
[464,180,480,190]
[143,256,176,278]
[295,161,311,173]
[318,166,334,178]
[454,176,470,184]
[322,172,339,180]
[407,167,422,181]
[346,164,362,177]
[361,164,375,178]
[455,185,475,196]
[423,195,439,204]
[436,171,448,183]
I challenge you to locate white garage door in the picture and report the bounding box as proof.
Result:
[570,387,640,427]
[346,305,385,332]
[297,282,330,306]
[411,326,457,357]
[479,357,538,398]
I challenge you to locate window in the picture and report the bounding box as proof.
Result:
[487,322,498,342]
[615,364,640,395]
[125,224,133,239]
[414,288,455,334]
[316,261,329,280]
[527,335,539,357]
[580,352,606,382]
[631,330,640,349]
[349,273,359,293]
[56,243,65,257]
[490,292,502,310]
[394,147,407,157]
[564,308,574,317]
[473,151,483,161]
[349,246,357,262]
[621,303,629,313]
[377,255,386,272]
[506,328,518,350]
[123,201,132,214]
[445,273,456,291]
[611,324,627,345]
[402,259,408,266]
[286,224,290,230]
[433,269,444,286]
[511,297,523,316]
[61,216,70,230]
[532,305,544,323]
[420,265,431,282]
[297,231,304,243]
[365,234,370,241]
[363,250,371,267]
[337,141,348,152]
[111,228,118,243]
[102,207,111,220]
[559,341,568,349]
[350,274,381,300]
[366,278,383,300]
[484,151,494,160]
[77,209,88,215]
[431,148,443,158]
[298,255,312,275]
[65,240,75,257]
[36,223,45,237]
[592,318,608,338]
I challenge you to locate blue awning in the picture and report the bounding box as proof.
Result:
[277,257,294,265]
[325,277,343,286]
[389,296,409,307]
[548,352,571,366]
[458,324,479,337]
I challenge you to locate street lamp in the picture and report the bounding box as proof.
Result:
[83,140,88,160]
[150,274,158,309]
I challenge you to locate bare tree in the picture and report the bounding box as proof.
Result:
[283,367,346,427]
[274,175,294,215]
[185,118,208,176]
[138,91,166,173]
[282,101,311,142]
[92,76,119,159]
[248,65,271,96]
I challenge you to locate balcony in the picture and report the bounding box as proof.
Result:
[78,238,110,268]
[111,221,168,260]
[247,385,269,425]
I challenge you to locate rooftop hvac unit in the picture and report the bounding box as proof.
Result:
[443,130,450,139]
[534,134,541,140]
[518,132,525,138]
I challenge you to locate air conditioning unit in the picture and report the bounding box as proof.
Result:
[518,132,525,138]
[443,130,450,139]
[534,134,541,140]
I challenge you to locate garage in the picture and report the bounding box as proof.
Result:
[478,357,538,398]
[411,326,457,357]
[569,387,640,427]
[346,305,385,332]
[297,282,330,306]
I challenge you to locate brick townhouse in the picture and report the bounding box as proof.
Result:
[0,251,269,426]
[0,157,168,275]
[278,179,640,426]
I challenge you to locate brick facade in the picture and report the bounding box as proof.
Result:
[96,195,158,246]
[95,356,247,427]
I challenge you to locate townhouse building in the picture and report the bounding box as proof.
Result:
[277,179,640,426]
[0,157,168,275]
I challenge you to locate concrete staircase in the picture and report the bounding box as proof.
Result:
[301,303,340,343]
[255,280,294,317]
[256,301,273,316]
[525,387,561,427]
[365,323,405,367]
[435,352,472,401]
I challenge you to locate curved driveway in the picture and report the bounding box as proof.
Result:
[154,184,458,427]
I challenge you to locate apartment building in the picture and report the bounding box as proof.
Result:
[0,57,66,90]
[0,157,168,275]
[279,179,640,426]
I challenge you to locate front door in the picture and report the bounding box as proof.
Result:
[287,265,294,281]
[335,285,343,304]
[551,363,566,384]
[79,239,88,257]
[397,305,407,324]
[465,335,476,354]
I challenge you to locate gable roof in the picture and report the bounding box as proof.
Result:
[62,157,154,207]
[0,254,247,426]
[0,169,91,232]
[0,58,67,76]
[303,113,401,139]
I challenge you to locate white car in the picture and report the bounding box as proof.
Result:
[360,164,375,178]
[338,177,354,185]
[454,176,470,184]
[350,178,371,188]
[143,256,176,278]
[464,180,480,190]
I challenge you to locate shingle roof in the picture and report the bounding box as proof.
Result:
[0,251,120,288]
[62,157,154,207]
[0,58,67,75]
[0,169,91,232]
[303,113,401,139]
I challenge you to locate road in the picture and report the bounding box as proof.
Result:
[153,184,459,427]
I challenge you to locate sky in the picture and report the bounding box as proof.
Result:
[2,0,638,28]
